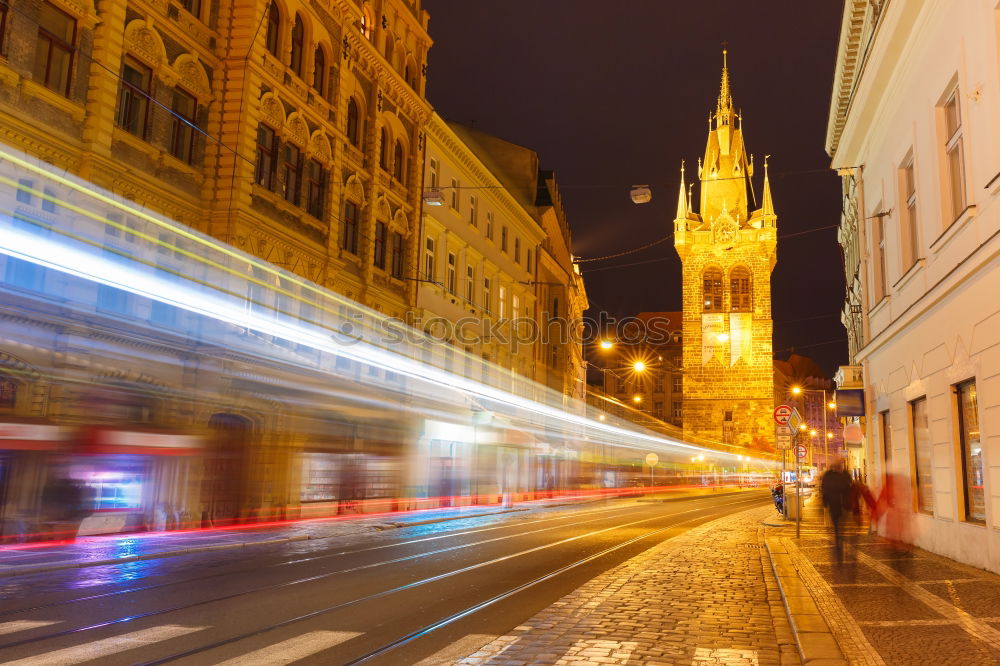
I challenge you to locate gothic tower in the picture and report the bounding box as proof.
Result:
[673,50,777,452]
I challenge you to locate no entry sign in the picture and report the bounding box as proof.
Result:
[794,445,807,459]
[774,404,793,425]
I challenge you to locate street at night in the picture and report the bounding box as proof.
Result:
[2,0,1000,664]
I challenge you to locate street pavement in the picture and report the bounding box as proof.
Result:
[764,495,1000,666]
[0,490,768,665]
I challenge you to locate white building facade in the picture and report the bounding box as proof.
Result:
[828,0,1000,572]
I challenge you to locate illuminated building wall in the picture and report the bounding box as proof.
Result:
[673,53,777,453]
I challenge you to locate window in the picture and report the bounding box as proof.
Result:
[373,221,387,270]
[265,3,280,56]
[392,140,404,182]
[551,297,559,319]
[346,98,360,146]
[312,47,326,95]
[0,376,15,409]
[873,207,887,300]
[512,294,519,321]
[654,401,663,415]
[880,410,891,467]
[499,284,506,319]
[341,201,359,254]
[0,2,9,55]
[117,57,151,137]
[526,248,532,273]
[654,374,664,392]
[360,6,373,40]
[384,35,394,66]
[486,212,494,240]
[428,158,438,188]
[255,124,277,189]
[34,3,76,96]
[956,380,984,524]
[469,195,477,226]
[450,178,459,210]
[901,157,919,269]
[423,237,435,281]
[169,88,197,164]
[615,375,625,393]
[702,267,723,311]
[447,252,456,294]
[943,88,966,222]
[672,402,683,419]
[671,374,682,393]
[390,231,404,279]
[375,129,387,172]
[465,265,474,303]
[514,237,521,264]
[501,226,508,252]
[730,266,751,311]
[911,396,933,514]
[289,15,304,75]
[282,143,303,205]
[305,159,325,218]
[483,277,492,312]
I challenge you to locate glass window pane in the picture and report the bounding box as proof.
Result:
[912,397,933,514]
[957,381,984,523]
[948,140,965,219]
[40,3,74,42]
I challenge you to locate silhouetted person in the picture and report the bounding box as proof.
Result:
[821,459,853,564]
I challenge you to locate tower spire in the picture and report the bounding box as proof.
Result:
[676,160,688,220]
[716,43,733,123]
[762,155,775,217]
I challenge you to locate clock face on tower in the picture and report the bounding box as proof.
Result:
[714,217,738,246]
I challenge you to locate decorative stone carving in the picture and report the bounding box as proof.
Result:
[124,20,167,70]
[375,195,391,220]
[345,174,366,205]
[260,93,286,129]
[285,112,309,147]
[308,131,332,163]
[392,208,409,234]
[173,54,213,100]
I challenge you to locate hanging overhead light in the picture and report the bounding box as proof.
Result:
[423,187,445,206]
[630,185,652,204]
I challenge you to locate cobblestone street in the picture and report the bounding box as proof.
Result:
[457,505,799,666]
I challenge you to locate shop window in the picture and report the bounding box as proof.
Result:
[702,267,723,311]
[730,266,751,312]
[373,220,387,270]
[341,201,359,255]
[956,380,984,523]
[911,396,933,514]
[265,3,280,56]
[117,56,151,138]
[289,15,304,76]
[169,88,197,164]
[255,124,277,190]
[312,46,325,95]
[0,376,16,409]
[34,2,76,96]
[305,159,325,218]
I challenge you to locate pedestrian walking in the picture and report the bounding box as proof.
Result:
[820,458,853,564]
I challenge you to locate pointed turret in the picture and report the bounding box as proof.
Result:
[761,156,775,217]
[676,161,688,220]
[716,46,734,125]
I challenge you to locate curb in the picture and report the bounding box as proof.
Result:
[637,489,756,503]
[0,507,531,579]
[764,537,848,665]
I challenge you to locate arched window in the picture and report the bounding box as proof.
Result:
[0,375,16,409]
[702,267,723,312]
[360,6,373,40]
[346,98,360,146]
[265,3,280,56]
[379,127,388,170]
[384,36,394,66]
[312,46,325,94]
[289,15,304,76]
[392,140,404,182]
[730,266,752,312]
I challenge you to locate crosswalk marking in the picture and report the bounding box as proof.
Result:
[0,621,60,636]
[215,630,362,665]
[3,624,206,666]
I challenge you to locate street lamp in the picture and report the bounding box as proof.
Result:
[789,385,837,471]
[632,395,642,404]
[599,339,614,350]
[633,360,646,373]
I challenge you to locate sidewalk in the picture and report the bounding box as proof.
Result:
[456,504,799,666]
[0,488,754,578]
[764,495,1000,665]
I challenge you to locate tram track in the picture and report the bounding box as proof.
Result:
[0,494,766,664]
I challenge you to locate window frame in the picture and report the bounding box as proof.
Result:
[447,252,457,294]
[373,220,387,270]
[390,231,404,279]
[423,237,435,281]
[282,142,303,205]
[289,14,304,76]
[34,2,76,96]
[341,200,359,255]
[955,379,984,525]
[305,158,326,219]
[900,155,919,269]
[729,266,752,312]
[702,267,723,312]
[312,46,326,95]
[116,56,152,138]
[255,124,278,190]
[265,3,280,56]
[910,396,933,515]
[942,87,966,224]
[346,98,360,147]
[169,87,198,164]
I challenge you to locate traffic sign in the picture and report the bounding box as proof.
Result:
[645,452,659,467]
[776,432,792,450]
[794,444,807,459]
[774,404,793,425]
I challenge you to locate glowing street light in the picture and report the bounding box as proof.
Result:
[828,401,837,409]
[598,414,606,421]
[599,339,614,350]
[633,360,646,372]
[632,395,643,403]
[810,429,818,437]
[827,431,834,439]
[798,423,807,432]
[791,386,803,395]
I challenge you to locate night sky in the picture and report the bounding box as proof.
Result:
[422,1,847,375]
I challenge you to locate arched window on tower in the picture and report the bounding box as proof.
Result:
[730,266,752,312]
[702,267,723,312]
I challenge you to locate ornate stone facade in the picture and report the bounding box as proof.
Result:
[673,52,776,453]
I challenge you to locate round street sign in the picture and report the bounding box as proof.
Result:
[774,404,793,425]
[794,445,807,459]
[645,453,659,467]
